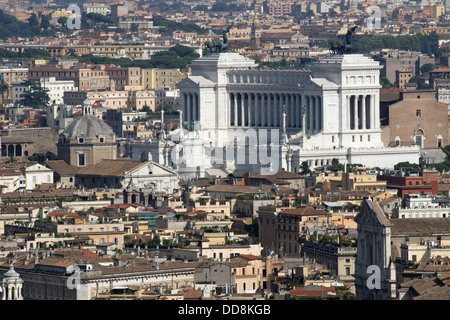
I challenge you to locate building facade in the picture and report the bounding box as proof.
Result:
[169,52,420,179]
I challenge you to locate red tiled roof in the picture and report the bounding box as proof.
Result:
[290,285,336,297]
[238,255,262,260]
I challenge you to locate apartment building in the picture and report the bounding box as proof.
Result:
[56,222,126,248]
[91,44,147,59]
[141,68,187,90]
[106,66,142,91]
[257,205,328,257]
[392,193,450,219]
[28,65,111,92]
[0,67,29,101]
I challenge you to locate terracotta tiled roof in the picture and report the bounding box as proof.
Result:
[77,159,144,177]
[390,218,450,236]
[46,160,79,175]
[279,206,328,216]
[290,284,336,297]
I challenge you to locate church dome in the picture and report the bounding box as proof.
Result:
[61,114,116,143]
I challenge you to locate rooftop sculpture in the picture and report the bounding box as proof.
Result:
[204,25,232,53]
[329,26,358,55]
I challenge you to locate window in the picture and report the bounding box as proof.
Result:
[78,153,85,167]
[416,109,421,117]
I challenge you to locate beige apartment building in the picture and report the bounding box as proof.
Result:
[329,171,387,192]
[28,65,111,92]
[141,68,187,90]
[88,90,156,110]
[56,223,126,248]
[258,205,329,257]
[106,66,142,91]
[0,67,29,101]
[91,44,146,59]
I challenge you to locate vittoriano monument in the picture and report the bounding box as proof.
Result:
[329,26,357,55]
[204,26,232,53]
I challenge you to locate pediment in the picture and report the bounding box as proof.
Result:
[354,199,391,226]
[177,77,201,89]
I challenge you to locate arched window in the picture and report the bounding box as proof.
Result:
[414,129,424,148]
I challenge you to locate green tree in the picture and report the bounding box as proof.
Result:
[19,80,50,108]
[0,80,8,101]
[27,13,39,27]
[380,77,394,88]
[420,63,436,74]
[300,161,311,175]
[57,16,67,27]
[394,161,419,170]
[40,15,50,30]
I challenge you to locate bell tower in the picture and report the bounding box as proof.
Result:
[1,263,24,300]
[250,10,261,46]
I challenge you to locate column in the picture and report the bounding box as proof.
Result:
[189,93,196,123]
[186,93,191,126]
[196,93,200,122]
[290,94,295,128]
[361,94,366,130]
[353,95,357,131]
[345,95,352,130]
[374,93,380,129]
[233,93,238,127]
[248,93,252,126]
[272,93,277,127]
[296,95,301,129]
[365,95,371,130]
[193,93,197,122]
[182,93,187,122]
[261,93,266,127]
[309,96,314,133]
[238,93,243,126]
[229,93,233,126]
[315,96,320,133]
[255,93,259,127]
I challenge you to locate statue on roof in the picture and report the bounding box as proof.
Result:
[329,26,357,55]
[203,25,232,54]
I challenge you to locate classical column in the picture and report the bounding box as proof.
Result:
[186,93,192,126]
[345,95,352,130]
[190,93,194,124]
[182,93,187,122]
[261,93,266,127]
[272,93,277,127]
[374,93,380,129]
[248,93,252,126]
[229,93,233,126]
[193,93,197,122]
[353,95,358,131]
[254,93,259,127]
[234,93,238,126]
[365,95,371,130]
[309,96,315,133]
[361,94,366,130]
[296,95,301,129]
[240,93,244,127]
[315,95,320,133]
[293,94,297,128]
